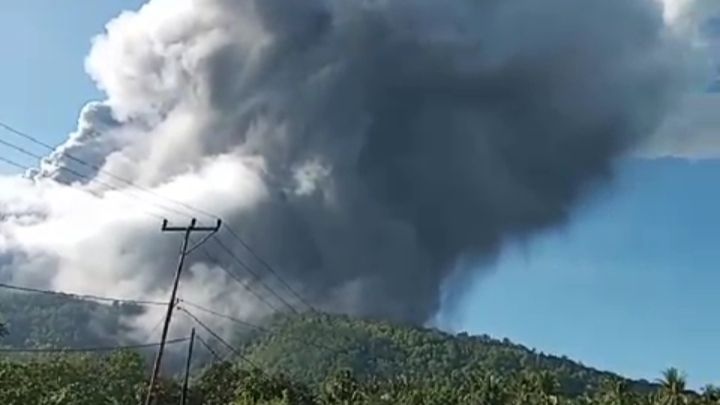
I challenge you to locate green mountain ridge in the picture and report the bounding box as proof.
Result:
[241,313,657,397]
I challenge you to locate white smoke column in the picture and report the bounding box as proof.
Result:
[0,0,683,327]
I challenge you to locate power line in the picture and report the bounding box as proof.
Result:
[194,244,282,313]
[0,120,216,222]
[0,282,167,307]
[178,300,363,380]
[178,306,259,368]
[1,132,306,314]
[0,122,316,315]
[178,299,336,354]
[212,236,299,314]
[0,147,306,317]
[179,300,258,332]
[0,135,193,220]
[147,310,169,339]
[0,137,45,162]
[196,335,223,362]
[0,147,168,221]
[224,226,316,313]
[0,155,30,172]
[0,139,101,191]
[179,303,352,387]
[186,231,218,255]
[0,337,188,353]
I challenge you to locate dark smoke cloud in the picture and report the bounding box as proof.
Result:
[3,0,678,324]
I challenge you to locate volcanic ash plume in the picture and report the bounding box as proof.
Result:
[0,0,679,325]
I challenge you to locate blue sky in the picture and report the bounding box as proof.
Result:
[0,0,142,171]
[2,0,720,388]
[439,158,720,387]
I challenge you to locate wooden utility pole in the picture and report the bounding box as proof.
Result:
[144,218,221,405]
[180,328,196,405]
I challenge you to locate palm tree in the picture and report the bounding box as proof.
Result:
[322,369,364,404]
[599,378,631,405]
[475,373,510,405]
[700,384,720,404]
[536,371,559,397]
[656,368,688,405]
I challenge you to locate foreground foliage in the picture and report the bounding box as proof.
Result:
[1,356,715,405]
[0,351,179,404]
[189,363,719,405]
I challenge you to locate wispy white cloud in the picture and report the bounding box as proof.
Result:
[637,0,720,159]
[640,92,720,159]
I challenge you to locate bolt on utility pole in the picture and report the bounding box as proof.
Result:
[144,218,221,405]
[180,328,196,405]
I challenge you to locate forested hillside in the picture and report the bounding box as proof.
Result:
[1,292,718,404]
[243,313,655,396]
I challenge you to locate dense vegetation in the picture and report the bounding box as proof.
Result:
[243,314,655,395]
[1,293,718,404]
[2,352,716,404]
[187,363,720,405]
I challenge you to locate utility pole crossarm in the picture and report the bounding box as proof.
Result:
[162,218,222,232]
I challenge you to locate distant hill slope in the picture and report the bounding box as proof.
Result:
[242,314,656,397]
[0,291,657,398]
[0,290,142,348]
